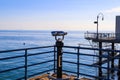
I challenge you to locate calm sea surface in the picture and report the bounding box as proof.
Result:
[0,30,97,80]
[0,30,88,50]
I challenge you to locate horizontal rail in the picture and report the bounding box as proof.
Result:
[1,45,119,53]
[0,66,24,73]
[0,55,24,60]
[0,46,53,53]
[64,46,120,52]
[63,51,77,55]
[63,60,77,64]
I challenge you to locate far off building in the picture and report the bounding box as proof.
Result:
[116,16,120,39]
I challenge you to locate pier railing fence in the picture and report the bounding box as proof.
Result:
[84,32,117,40]
[0,46,54,80]
[0,45,120,80]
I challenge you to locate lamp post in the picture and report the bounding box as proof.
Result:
[94,13,104,39]
[51,31,67,79]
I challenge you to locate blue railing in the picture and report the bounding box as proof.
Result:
[63,46,120,80]
[84,32,116,40]
[0,46,55,80]
[0,45,120,80]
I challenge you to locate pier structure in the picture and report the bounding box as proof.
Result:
[85,32,120,80]
[84,16,120,80]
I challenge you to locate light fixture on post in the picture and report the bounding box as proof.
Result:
[94,12,104,39]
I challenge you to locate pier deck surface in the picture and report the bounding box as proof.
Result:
[28,73,92,80]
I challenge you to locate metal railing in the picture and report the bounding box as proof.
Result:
[84,32,117,40]
[63,46,120,80]
[0,45,120,80]
[0,46,55,80]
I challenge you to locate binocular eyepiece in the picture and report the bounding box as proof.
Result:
[51,31,67,36]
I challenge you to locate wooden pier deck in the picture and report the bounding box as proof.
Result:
[28,73,92,80]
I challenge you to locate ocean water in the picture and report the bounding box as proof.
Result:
[0,30,88,50]
[0,30,96,79]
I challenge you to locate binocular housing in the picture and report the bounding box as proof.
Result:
[51,31,67,36]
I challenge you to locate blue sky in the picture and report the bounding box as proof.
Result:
[0,0,120,31]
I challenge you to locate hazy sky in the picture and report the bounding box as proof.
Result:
[0,0,120,31]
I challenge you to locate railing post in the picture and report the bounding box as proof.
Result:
[77,47,80,78]
[111,43,114,74]
[56,40,63,79]
[107,51,110,80]
[54,45,56,73]
[117,53,120,80]
[25,49,28,80]
[111,43,115,79]
[98,42,102,80]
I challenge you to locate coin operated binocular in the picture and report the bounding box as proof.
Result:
[51,31,67,79]
[51,31,67,41]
